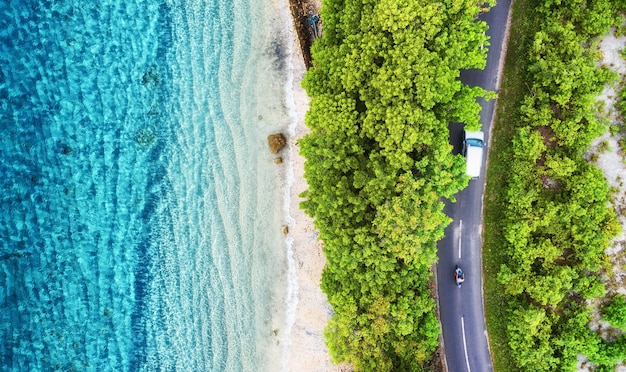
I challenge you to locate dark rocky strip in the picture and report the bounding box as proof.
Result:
[288,0,320,69]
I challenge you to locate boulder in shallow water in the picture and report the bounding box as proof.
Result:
[282,225,289,236]
[274,157,283,164]
[267,133,287,154]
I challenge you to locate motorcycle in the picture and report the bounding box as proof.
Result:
[454,265,465,287]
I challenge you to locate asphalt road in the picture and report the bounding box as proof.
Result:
[436,1,512,371]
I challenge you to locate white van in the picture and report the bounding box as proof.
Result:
[463,130,485,179]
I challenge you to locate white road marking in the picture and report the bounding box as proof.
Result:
[458,220,463,259]
[462,316,471,372]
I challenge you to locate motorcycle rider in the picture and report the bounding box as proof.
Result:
[455,266,465,285]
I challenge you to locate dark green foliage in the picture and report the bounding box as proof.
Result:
[488,0,626,369]
[299,0,489,369]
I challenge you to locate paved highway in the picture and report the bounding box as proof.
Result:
[436,1,512,371]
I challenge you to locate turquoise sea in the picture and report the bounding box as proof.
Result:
[0,0,298,370]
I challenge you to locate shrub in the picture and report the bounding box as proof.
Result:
[604,295,626,330]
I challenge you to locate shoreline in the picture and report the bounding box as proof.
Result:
[280,0,349,368]
[281,0,353,368]
[283,25,339,372]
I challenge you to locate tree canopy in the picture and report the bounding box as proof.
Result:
[300,0,490,369]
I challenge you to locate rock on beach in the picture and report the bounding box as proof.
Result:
[267,133,287,154]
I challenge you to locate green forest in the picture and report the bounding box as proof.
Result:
[299,0,491,369]
[302,0,626,369]
[484,0,626,370]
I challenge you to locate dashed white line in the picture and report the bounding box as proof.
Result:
[458,220,463,259]
[462,316,471,372]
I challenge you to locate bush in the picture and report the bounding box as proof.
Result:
[603,295,626,330]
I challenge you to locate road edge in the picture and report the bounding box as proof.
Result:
[480,0,515,367]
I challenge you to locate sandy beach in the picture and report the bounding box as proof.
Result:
[281,3,353,366]
[284,38,340,372]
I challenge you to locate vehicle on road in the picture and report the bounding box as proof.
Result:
[463,130,485,179]
[455,265,465,287]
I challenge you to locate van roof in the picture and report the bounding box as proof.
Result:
[464,130,485,179]
[466,145,483,178]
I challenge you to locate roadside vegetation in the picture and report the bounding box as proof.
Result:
[299,0,492,369]
[484,0,626,370]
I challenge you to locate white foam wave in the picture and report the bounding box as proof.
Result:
[276,1,300,369]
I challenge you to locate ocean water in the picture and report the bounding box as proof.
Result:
[0,0,297,370]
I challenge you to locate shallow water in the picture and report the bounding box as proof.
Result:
[0,0,295,370]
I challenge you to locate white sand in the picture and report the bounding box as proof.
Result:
[592,30,626,299]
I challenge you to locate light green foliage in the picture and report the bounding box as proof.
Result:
[508,306,558,370]
[603,295,626,330]
[451,86,495,131]
[544,153,577,178]
[300,0,489,369]
[589,335,626,370]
